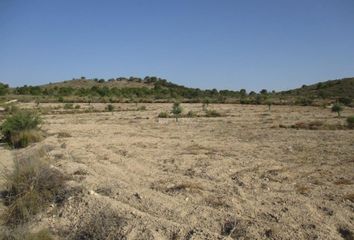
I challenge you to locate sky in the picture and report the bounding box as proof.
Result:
[0,0,354,91]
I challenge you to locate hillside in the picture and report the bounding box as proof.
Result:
[279,77,354,99]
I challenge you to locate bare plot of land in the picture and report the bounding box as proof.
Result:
[1,104,353,239]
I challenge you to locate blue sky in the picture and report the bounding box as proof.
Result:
[0,0,353,91]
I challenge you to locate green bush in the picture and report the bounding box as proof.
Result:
[0,82,9,96]
[171,102,182,115]
[331,103,343,117]
[158,112,168,118]
[171,102,182,121]
[1,110,42,148]
[74,104,81,109]
[347,116,354,129]
[1,154,66,225]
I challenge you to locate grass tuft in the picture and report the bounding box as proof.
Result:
[1,154,66,226]
[205,109,222,117]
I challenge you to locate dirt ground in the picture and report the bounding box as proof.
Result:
[1,103,354,239]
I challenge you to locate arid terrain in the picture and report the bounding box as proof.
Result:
[1,103,354,239]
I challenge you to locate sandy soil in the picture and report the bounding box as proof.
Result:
[1,103,354,239]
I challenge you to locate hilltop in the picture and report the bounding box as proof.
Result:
[40,77,155,89]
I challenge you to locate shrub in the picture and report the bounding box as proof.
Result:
[137,105,146,111]
[171,102,182,121]
[67,207,126,240]
[0,82,9,96]
[186,110,196,117]
[106,104,114,112]
[205,109,222,117]
[9,130,43,148]
[240,99,250,104]
[338,97,352,106]
[1,110,42,148]
[331,103,343,117]
[296,98,313,106]
[64,103,73,109]
[74,104,81,109]
[1,154,66,225]
[265,99,273,111]
[158,111,168,118]
[347,116,354,129]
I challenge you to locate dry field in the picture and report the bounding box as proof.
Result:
[1,103,354,239]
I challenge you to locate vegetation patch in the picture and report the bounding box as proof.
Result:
[63,103,74,109]
[57,131,72,138]
[279,121,347,130]
[343,193,354,203]
[158,111,169,118]
[67,207,126,240]
[137,105,146,111]
[1,154,67,226]
[186,110,197,117]
[331,103,343,117]
[347,116,354,129]
[106,104,114,112]
[0,110,42,148]
[204,109,222,117]
[0,228,54,240]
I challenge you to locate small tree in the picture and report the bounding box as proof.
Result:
[0,82,9,95]
[331,103,343,117]
[266,99,273,111]
[202,98,210,111]
[171,102,182,122]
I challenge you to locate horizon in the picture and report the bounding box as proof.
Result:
[1,0,354,91]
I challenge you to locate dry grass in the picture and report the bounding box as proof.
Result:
[57,131,72,138]
[67,207,126,240]
[151,181,204,195]
[1,154,67,226]
[343,193,354,203]
[165,182,204,194]
[9,130,43,148]
[204,195,230,209]
[334,179,352,185]
[295,184,310,195]
[0,228,53,240]
[280,120,347,130]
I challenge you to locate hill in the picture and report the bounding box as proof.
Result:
[0,76,353,105]
[279,77,354,99]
